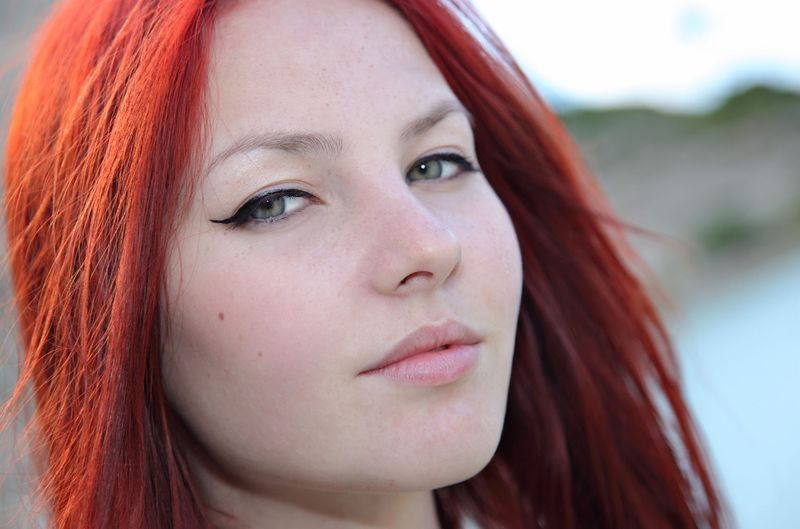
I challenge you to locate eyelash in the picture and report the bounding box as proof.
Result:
[209,152,479,229]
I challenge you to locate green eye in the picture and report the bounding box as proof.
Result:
[251,196,287,220]
[409,159,444,181]
[406,152,478,183]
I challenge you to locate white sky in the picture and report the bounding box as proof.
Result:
[470,0,800,112]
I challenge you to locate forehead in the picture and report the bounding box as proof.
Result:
[206,0,456,141]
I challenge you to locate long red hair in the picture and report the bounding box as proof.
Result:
[2,0,728,528]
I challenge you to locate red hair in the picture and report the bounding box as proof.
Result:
[2,0,728,528]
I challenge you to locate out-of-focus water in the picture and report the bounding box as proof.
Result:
[671,248,800,529]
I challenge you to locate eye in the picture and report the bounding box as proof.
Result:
[209,189,314,228]
[406,152,479,183]
[210,152,480,229]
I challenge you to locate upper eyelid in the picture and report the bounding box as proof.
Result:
[243,151,470,206]
[230,185,309,217]
[406,149,476,170]
[251,149,472,199]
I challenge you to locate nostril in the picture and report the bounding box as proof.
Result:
[400,270,433,285]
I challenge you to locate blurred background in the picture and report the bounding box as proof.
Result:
[1,0,798,527]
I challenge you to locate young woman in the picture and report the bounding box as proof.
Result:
[1,0,728,528]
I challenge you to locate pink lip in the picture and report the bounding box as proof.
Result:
[358,319,482,385]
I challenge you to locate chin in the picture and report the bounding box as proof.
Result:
[366,424,504,492]
[397,400,507,488]
[438,428,503,486]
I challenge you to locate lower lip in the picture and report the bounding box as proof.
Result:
[359,343,480,385]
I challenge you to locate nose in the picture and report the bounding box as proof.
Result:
[366,183,462,296]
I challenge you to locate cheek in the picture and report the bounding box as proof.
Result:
[165,233,323,359]
[464,181,523,315]
[464,182,523,408]
[160,239,341,461]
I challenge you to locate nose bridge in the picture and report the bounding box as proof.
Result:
[359,174,462,295]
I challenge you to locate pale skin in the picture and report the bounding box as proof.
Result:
[161,0,523,527]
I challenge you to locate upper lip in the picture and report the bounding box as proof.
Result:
[359,319,482,374]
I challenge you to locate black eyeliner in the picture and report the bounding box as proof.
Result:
[209,189,311,227]
[413,152,478,174]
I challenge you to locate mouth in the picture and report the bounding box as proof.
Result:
[358,341,481,385]
[361,319,481,373]
[358,319,482,383]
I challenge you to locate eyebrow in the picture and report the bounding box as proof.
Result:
[205,98,474,173]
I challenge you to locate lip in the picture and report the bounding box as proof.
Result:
[358,319,482,383]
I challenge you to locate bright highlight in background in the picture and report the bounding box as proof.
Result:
[470,0,800,112]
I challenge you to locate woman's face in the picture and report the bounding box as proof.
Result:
[162,0,523,498]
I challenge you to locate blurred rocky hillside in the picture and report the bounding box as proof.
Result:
[559,84,800,312]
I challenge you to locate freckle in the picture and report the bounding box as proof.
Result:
[218,312,224,321]
[257,351,263,358]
